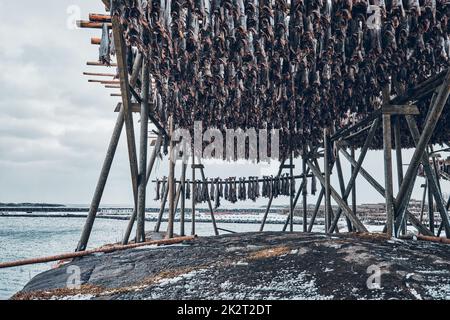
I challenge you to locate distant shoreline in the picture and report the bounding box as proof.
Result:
[0,203,65,208]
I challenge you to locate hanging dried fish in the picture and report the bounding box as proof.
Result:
[111,0,450,155]
[99,23,111,65]
[154,179,161,201]
[185,179,191,200]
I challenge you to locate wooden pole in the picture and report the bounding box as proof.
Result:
[76,108,124,251]
[339,147,434,236]
[111,15,139,230]
[383,113,395,237]
[166,117,176,239]
[323,129,332,232]
[404,116,450,237]
[260,159,286,231]
[307,159,368,232]
[302,148,308,232]
[289,152,294,232]
[395,70,450,232]
[191,154,196,236]
[420,182,427,223]
[122,134,162,244]
[308,188,325,232]
[180,163,187,236]
[394,117,406,234]
[282,167,312,231]
[428,177,435,234]
[335,151,353,232]
[3,236,196,269]
[154,186,169,233]
[199,165,219,236]
[136,61,150,243]
[351,147,357,232]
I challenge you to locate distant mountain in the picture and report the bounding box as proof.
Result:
[0,203,66,208]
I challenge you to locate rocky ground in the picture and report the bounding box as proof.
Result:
[13,232,450,300]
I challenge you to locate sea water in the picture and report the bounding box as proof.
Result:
[0,216,286,299]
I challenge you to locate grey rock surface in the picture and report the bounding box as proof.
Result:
[14,232,450,300]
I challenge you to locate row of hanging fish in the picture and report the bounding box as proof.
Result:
[154,173,320,208]
[108,0,450,157]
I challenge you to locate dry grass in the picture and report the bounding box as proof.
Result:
[11,266,205,300]
[247,246,291,260]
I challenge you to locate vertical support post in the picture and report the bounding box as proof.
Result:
[351,147,357,231]
[122,134,163,244]
[166,117,176,239]
[290,151,294,232]
[154,186,169,233]
[404,116,450,237]
[428,176,435,234]
[191,153,196,236]
[324,129,332,232]
[111,14,139,220]
[199,165,219,236]
[180,163,187,237]
[394,116,406,234]
[420,181,427,223]
[382,86,395,237]
[308,188,325,232]
[260,159,286,231]
[302,148,308,232]
[335,151,353,232]
[136,60,149,243]
[395,69,450,232]
[76,108,125,251]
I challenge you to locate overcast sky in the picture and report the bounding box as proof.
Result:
[0,1,446,207]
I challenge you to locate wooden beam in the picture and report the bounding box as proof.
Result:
[77,21,112,29]
[395,69,450,234]
[89,13,111,23]
[83,72,116,77]
[111,13,139,212]
[91,37,101,45]
[339,147,434,236]
[382,105,419,115]
[114,103,147,113]
[89,80,120,84]
[87,61,117,67]
[307,159,368,233]
[76,107,125,251]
